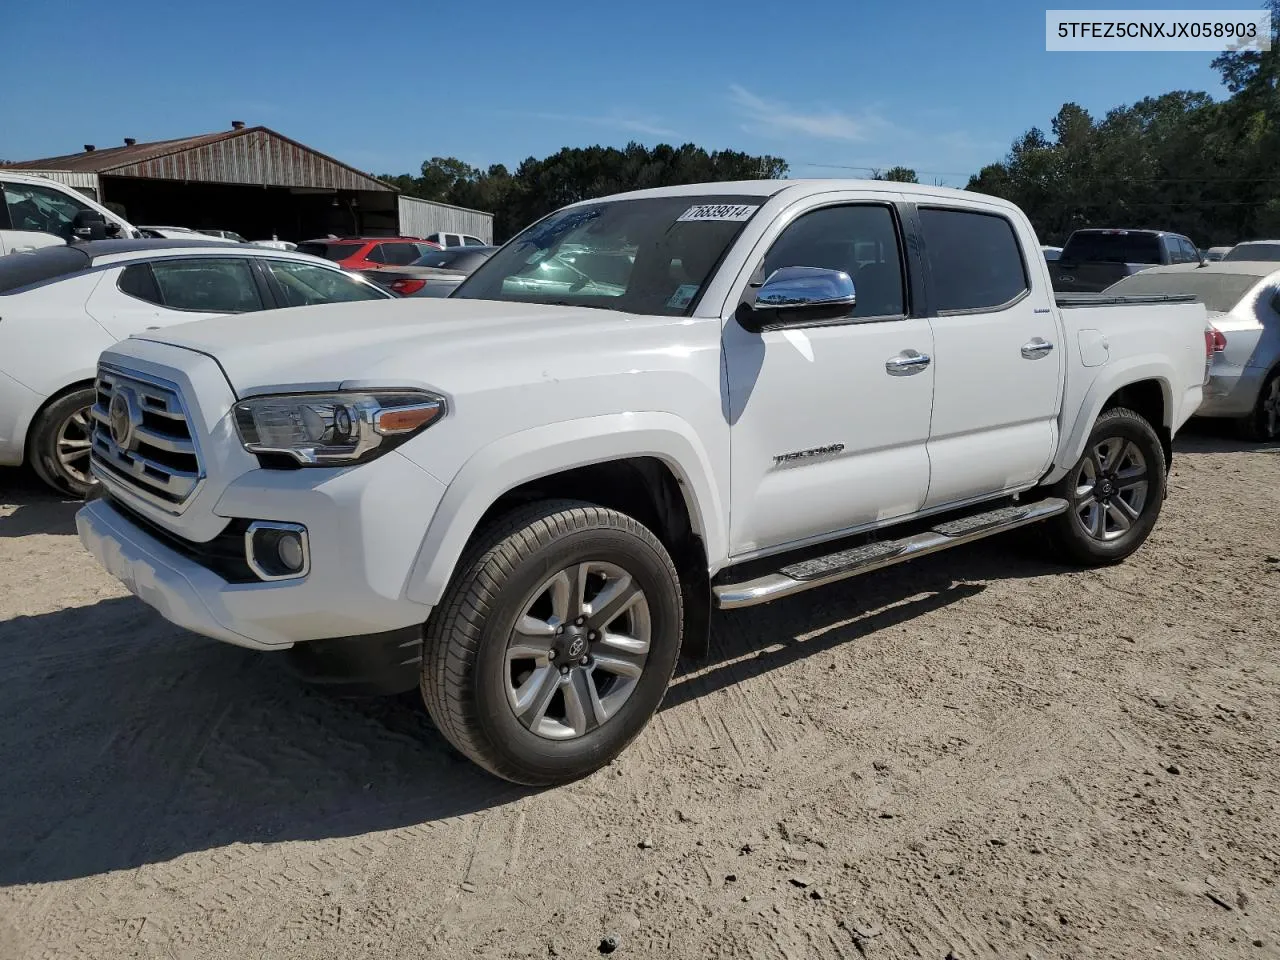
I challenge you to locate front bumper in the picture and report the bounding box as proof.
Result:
[77,451,443,650]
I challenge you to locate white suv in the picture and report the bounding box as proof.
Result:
[0,171,138,253]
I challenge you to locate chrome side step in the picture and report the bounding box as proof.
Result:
[714,498,1068,610]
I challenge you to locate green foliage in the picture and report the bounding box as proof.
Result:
[383,143,787,241]
[876,166,919,183]
[968,3,1280,246]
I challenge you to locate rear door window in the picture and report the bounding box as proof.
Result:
[149,258,264,313]
[445,234,463,247]
[919,207,1029,312]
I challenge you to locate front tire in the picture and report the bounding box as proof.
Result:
[421,500,683,786]
[1043,407,1166,566]
[28,387,98,498]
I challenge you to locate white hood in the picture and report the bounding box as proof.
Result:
[130,297,681,396]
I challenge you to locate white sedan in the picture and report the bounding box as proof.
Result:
[0,239,391,496]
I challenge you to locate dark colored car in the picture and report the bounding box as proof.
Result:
[1052,229,1202,293]
[295,237,440,272]
[360,246,497,297]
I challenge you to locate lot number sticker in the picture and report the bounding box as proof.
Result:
[677,204,759,222]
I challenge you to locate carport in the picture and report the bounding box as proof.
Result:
[4,124,398,242]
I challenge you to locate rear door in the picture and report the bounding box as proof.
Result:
[916,203,1063,508]
[91,256,268,338]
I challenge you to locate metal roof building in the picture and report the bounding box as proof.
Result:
[4,124,492,243]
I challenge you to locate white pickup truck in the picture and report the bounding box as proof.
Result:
[76,180,1210,785]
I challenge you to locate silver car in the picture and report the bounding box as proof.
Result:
[1103,262,1280,440]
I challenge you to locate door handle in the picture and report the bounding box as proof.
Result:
[885,350,931,375]
[1021,338,1054,359]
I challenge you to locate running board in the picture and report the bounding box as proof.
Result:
[714,498,1068,610]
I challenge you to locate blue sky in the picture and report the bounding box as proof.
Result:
[2,0,1243,187]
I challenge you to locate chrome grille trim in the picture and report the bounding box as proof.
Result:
[89,364,205,514]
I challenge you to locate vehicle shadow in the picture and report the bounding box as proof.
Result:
[0,536,1059,887]
[0,469,79,538]
[1174,418,1280,455]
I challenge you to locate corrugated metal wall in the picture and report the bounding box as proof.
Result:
[398,196,493,242]
[105,129,390,192]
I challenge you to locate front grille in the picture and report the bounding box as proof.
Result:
[89,364,204,512]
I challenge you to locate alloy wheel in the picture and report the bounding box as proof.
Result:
[54,406,95,486]
[1072,436,1149,542]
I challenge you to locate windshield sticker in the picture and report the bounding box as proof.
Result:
[676,204,759,223]
[667,284,700,309]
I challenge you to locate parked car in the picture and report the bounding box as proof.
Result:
[1052,228,1201,292]
[140,225,228,242]
[197,229,248,243]
[0,239,391,496]
[76,181,1209,786]
[423,231,488,249]
[295,237,438,270]
[361,246,497,297]
[1222,240,1280,262]
[1103,261,1280,440]
[1042,245,1063,261]
[1,170,139,254]
[251,239,298,251]
[1204,245,1234,261]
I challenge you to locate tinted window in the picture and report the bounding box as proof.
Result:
[759,204,905,319]
[150,258,264,313]
[118,262,162,303]
[457,195,762,316]
[1179,238,1200,262]
[266,260,388,306]
[413,249,488,271]
[379,242,422,265]
[919,208,1028,312]
[464,236,485,246]
[424,233,442,245]
[1223,243,1280,262]
[445,234,463,247]
[3,182,93,241]
[1061,232,1162,264]
[296,241,363,262]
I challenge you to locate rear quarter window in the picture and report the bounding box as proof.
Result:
[919,208,1029,312]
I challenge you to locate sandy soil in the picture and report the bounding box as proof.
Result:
[1,425,1277,960]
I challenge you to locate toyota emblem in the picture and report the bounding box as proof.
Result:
[109,388,138,450]
[567,637,586,659]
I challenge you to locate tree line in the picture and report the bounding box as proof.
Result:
[383,3,1278,248]
[968,2,1280,246]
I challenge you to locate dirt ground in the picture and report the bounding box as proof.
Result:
[0,425,1277,960]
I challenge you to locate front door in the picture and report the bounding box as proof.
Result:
[915,204,1062,508]
[724,198,935,557]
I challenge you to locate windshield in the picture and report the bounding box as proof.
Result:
[1104,270,1263,312]
[453,195,764,315]
[1223,243,1280,262]
[1062,232,1162,264]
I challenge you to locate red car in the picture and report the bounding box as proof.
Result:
[295,237,439,271]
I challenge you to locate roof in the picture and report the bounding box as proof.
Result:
[2,126,392,193]
[1068,228,1180,237]
[1231,239,1280,246]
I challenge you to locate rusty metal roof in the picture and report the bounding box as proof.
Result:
[3,126,392,192]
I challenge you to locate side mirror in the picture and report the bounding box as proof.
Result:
[104,221,123,238]
[71,210,107,242]
[738,266,856,332]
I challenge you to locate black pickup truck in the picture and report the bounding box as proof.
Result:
[1051,228,1202,293]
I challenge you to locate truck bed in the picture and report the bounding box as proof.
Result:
[1056,292,1197,308]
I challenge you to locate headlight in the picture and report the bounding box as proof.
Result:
[233,390,445,466]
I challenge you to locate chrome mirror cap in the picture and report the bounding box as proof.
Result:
[755,266,856,309]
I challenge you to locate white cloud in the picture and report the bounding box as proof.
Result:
[728,84,893,143]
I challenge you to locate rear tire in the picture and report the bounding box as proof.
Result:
[1236,369,1280,442]
[421,500,683,786]
[1042,407,1166,566]
[28,387,98,498]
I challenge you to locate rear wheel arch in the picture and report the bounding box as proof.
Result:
[1101,378,1171,469]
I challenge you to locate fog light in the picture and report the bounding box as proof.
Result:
[245,521,310,581]
[276,532,305,572]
